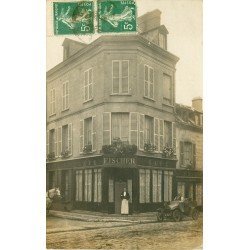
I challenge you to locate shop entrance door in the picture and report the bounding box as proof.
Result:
[115,181,127,214]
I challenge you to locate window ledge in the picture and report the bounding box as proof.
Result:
[49,113,56,117]
[143,96,155,102]
[83,98,93,104]
[110,93,131,96]
[162,101,174,108]
[61,108,70,113]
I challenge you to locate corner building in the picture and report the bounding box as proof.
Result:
[46,10,181,213]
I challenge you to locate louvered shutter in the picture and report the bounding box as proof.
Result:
[92,116,97,151]
[54,129,58,157]
[159,119,164,151]
[68,123,72,155]
[80,120,84,153]
[130,112,138,146]
[172,122,176,151]
[144,65,149,97]
[139,114,144,150]
[180,141,184,166]
[103,113,111,145]
[154,118,159,151]
[58,127,62,156]
[89,68,93,99]
[193,143,196,169]
[46,130,49,155]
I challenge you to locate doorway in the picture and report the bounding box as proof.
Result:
[114,181,127,214]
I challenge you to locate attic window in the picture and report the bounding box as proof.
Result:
[159,33,166,49]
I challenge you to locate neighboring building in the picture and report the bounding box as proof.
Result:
[46,9,202,213]
[174,97,203,208]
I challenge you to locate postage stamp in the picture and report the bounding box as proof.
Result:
[53,1,94,35]
[97,0,137,33]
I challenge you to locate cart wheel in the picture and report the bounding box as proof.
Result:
[157,211,164,222]
[173,209,182,222]
[192,208,199,220]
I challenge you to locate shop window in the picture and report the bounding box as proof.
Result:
[164,171,173,202]
[94,169,102,202]
[84,169,92,202]
[196,183,203,206]
[48,171,56,189]
[152,170,162,202]
[139,169,150,203]
[75,170,83,201]
[108,179,114,202]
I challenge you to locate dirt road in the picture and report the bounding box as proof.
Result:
[47,216,202,249]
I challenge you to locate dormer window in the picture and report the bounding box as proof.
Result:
[159,33,166,49]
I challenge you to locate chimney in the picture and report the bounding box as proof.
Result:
[192,97,203,112]
[138,9,161,33]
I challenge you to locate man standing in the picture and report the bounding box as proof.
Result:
[120,187,130,215]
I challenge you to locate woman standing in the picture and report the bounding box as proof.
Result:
[120,187,130,215]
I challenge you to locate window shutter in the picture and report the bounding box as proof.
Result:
[154,118,159,151]
[180,141,184,166]
[130,112,138,146]
[139,114,145,150]
[92,116,97,151]
[112,61,119,94]
[172,122,176,151]
[144,65,148,97]
[46,130,49,155]
[103,113,111,145]
[58,127,62,156]
[159,119,164,151]
[54,129,58,157]
[66,82,69,109]
[149,68,154,99]
[80,120,84,153]
[193,143,196,169]
[89,68,93,99]
[68,123,72,155]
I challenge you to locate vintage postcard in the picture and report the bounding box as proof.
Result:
[46,0,203,249]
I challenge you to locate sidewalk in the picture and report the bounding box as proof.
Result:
[49,209,157,223]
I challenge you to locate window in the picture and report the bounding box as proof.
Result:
[111,113,129,142]
[112,60,129,94]
[144,65,154,99]
[189,184,194,200]
[163,74,172,104]
[164,121,172,146]
[59,124,72,155]
[94,169,102,202]
[180,141,196,168]
[84,169,92,202]
[139,169,150,203]
[145,116,153,143]
[108,179,114,202]
[75,170,83,201]
[80,116,96,152]
[83,68,93,102]
[159,33,166,49]
[48,129,57,156]
[50,88,56,115]
[177,182,185,198]
[164,171,173,202]
[195,183,203,206]
[152,170,162,202]
[62,81,69,110]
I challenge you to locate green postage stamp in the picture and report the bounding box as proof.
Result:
[97,0,137,33]
[54,1,94,35]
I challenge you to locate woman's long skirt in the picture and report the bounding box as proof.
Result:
[121,199,129,215]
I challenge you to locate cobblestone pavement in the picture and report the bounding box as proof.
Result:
[47,215,202,249]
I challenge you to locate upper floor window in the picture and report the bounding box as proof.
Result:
[145,115,154,144]
[58,123,72,156]
[163,74,173,104]
[62,81,69,111]
[180,141,196,169]
[159,33,166,49]
[112,60,129,94]
[144,65,154,99]
[83,68,93,102]
[50,88,56,115]
[111,113,129,142]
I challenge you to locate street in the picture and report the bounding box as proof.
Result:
[47,215,202,249]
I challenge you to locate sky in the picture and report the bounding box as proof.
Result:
[47,0,202,106]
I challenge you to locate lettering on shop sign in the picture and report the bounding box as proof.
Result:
[104,157,135,165]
